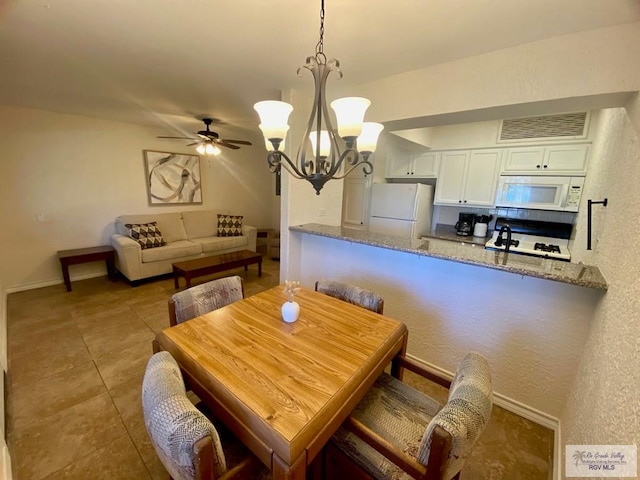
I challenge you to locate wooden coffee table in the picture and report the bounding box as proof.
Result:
[172,250,263,289]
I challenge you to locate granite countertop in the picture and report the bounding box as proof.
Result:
[290,223,608,290]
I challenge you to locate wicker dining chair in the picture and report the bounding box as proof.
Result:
[325,352,492,480]
[142,351,269,480]
[314,280,384,314]
[169,275,244,326]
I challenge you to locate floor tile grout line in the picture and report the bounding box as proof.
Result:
[101,361,155,480]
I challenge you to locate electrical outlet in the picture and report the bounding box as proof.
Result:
[36,213,45,222]
[319,208,327,217]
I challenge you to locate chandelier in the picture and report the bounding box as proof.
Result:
[253,0,383,195]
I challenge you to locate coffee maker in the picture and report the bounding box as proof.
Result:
[455,213,476,236]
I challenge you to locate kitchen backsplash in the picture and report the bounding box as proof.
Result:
[432,204,576,231]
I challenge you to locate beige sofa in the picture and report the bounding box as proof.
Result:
[111,210,257,284]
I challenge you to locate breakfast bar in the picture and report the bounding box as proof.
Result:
[288,223,607,420]
[290,223,607,290]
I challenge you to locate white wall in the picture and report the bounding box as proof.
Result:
[294,232,598,418]
[354,23,640,125]
[560,104,640,458]
[0,105,273,290]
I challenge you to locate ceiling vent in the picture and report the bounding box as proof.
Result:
[498,112,589,142]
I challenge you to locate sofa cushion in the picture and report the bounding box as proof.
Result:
[141,240,202,263]
[191,236,248,253]
[125,222,165,250]
[217,214,243,237]
[117,213,188,243]
[182,210,219,239]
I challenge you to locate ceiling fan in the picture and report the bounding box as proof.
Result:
[157,118,252,155]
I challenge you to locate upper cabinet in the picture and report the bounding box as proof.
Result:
[502,143,589,175]
[385,152,439,178]
[434,149,502,207]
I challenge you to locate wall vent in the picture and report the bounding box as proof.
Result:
[498,112,589,142]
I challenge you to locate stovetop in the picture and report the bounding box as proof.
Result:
[484,217,572,261]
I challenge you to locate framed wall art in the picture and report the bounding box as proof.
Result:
[143,150,202,205]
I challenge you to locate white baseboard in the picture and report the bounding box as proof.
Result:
[4,272,107,294]
[1,288,6,371]
[406,354,560,479]
[554,422,561,480]
[0,444,12,480]
[1,288,10,479]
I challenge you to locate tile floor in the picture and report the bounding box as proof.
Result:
[6,257,554,479]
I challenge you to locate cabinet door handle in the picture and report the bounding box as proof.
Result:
[463,200,467,203]
[458,200,462,203]
[543,165,548,168]
[536,165,541,168]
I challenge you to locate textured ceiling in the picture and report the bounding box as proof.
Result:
[1,0,639,136]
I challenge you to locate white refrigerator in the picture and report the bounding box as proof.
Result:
[369,183,434,239]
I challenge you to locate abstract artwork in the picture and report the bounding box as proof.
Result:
[143,150,202,205]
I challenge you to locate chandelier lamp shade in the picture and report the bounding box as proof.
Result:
[253,1,383,195]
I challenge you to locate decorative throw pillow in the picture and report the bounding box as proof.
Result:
[124,222,165,249]
[217,214,243,237]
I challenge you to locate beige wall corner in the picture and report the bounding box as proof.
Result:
[559,101,640,464]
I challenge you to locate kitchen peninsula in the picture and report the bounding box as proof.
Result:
[291,223,607,290]
[289,222,607,419]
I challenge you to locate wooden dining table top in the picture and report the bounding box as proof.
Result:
[155,285,407,478]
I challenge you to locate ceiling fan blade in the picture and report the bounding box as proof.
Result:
[218,141,241,150]
[221,139,253,145]
[186,142,201,147]
[157,136,196,140]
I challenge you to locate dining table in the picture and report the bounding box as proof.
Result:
[154,285,408,480]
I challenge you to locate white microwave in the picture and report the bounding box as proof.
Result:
[495,176,585,212]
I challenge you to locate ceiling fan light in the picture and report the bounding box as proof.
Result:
[330,97,371,139]
[196,144,206,155]
[211,145,222,156]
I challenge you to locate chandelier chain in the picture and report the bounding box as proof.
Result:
[315,0,325,60]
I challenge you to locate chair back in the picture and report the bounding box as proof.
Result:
[169,275,244,326]
[315,280,384,314]
[142,351,227,480]
[417,352,493,479]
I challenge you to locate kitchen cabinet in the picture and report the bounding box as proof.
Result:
[502,143,588,175]
[434,149,502,207]
[385,152,439,178]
